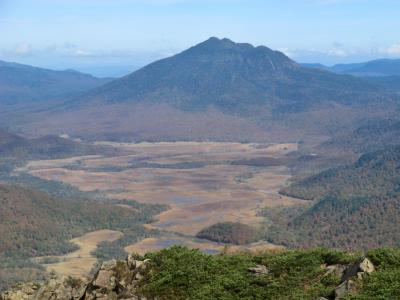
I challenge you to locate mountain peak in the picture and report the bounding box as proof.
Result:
[179,37,295,68]
[189,37,255,53]
[203,36,237,46]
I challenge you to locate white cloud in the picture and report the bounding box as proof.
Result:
[278,47,294,57]
[14,43,32,55]
[326,48,348,57]
[43,43,94,57]
[386,44,400,56]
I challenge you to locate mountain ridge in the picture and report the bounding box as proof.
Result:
[0,60,112,105]
[304,58,400,77]
[2,38,399,143]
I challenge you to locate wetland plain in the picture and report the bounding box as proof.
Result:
[17,141,305,276]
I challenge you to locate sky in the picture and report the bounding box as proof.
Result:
[1,0,400,77]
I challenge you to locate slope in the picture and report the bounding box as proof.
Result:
[273,146,400,249]
[14,38,398,142]
[0,60,112,105]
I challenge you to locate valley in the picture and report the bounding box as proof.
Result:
[14,141,305,276]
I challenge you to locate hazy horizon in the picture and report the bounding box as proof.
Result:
[1,0,400,76]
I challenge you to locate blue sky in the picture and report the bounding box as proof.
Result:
[1,0,400,76]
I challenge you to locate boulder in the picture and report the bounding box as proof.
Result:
[248,264,269,275]
[1,277,87,300]
[341,257,375,282]
[359,258,375,274]
[93,270,115,289]
[323,264,347,278]
[85,257,150,299]
[335,279,356,299]
[333,257,375,299]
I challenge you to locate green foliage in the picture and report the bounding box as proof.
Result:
[367,248,400,269]
[349,249,400,299]
[346,269,400,299]
[138,246,354,300]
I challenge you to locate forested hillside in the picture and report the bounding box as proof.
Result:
[320,119,400,155]
[282,146,400,200]
[268,146,400,249]
[0,184,165,290]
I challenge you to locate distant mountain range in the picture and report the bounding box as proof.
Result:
[6,37,396,143]
[0,60,112,104]
[303,59,400,77]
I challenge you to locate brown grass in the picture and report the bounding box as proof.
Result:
[39,230,123,278]
[18,142,304,253]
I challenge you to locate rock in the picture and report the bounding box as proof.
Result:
[36,276,87,300]
[341,257,375,282]
[359,258,375,274]
[248,264,269,275]
[1,277,87,300]
[335,279,356,299]
[101,259,117,271]
[93,270,115,289]
[333,258,375,299]
[324,264,347,278]
[1,257,151,300]
[127,255,137,269]
[85,257,150,299]
[2,283,36,300]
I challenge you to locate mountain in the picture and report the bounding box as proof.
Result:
[334,59,400,77]
[304,59,400,77]
[78,37,390,111]
[301,63,332,71]
[0,60,112,105]
[15,37,398,142]
[273,146,400,249]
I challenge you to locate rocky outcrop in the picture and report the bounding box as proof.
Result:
[1,255,150,300]
[1,277,87,300]
[333,258,375,299]
[248,264,269,276]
